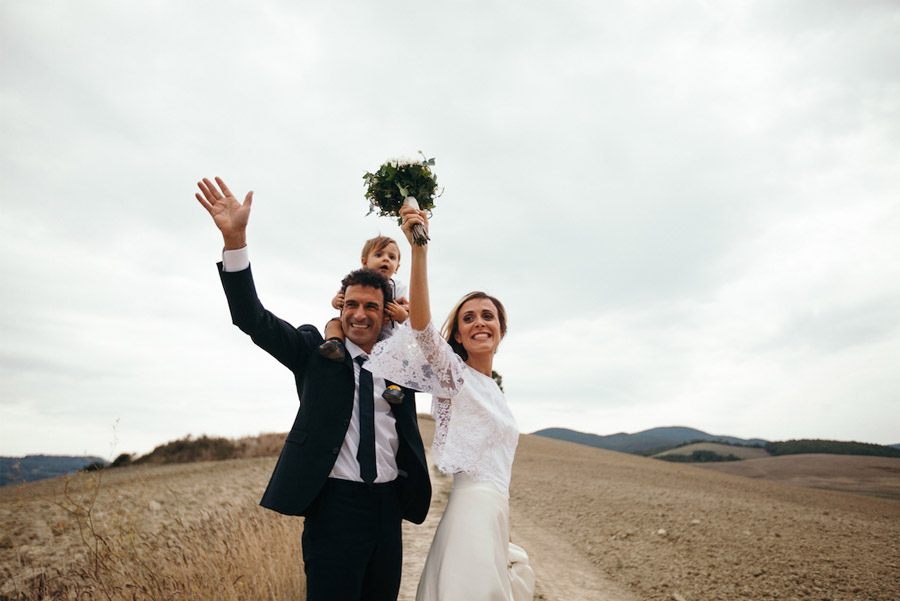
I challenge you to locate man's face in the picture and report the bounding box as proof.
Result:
[340,284,385,353]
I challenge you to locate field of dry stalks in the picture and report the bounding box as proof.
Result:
[1,458,303,600]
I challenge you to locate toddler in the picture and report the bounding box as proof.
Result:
[319,235,409,363]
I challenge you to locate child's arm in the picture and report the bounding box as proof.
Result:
[331,291,344,310]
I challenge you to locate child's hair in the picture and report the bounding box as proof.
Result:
[361,235,400,263]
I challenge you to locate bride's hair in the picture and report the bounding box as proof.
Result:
[441,291,508,360]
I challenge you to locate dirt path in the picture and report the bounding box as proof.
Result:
[400,464,635,601]
[511,513,638,601]
[399,468,449,601]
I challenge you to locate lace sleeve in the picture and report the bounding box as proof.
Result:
[366,321,466,397]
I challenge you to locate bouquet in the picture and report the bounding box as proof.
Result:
[363,152,440,245]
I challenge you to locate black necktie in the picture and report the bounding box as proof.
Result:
[355,355,377,484]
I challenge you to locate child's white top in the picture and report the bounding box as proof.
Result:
[380,277,408,336]
[390,278,408,303]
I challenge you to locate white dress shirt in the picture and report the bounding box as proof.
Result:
[222,246,399,483]
[333,339,400,483]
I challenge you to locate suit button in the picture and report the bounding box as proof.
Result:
[332,447,339,455]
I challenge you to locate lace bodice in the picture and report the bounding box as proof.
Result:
[366,322,520,494]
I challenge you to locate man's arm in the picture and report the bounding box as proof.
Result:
[217,261,319,373]
[196,176,317,372]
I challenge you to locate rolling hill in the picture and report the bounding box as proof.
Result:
[654,442,770,460]
[532,426,767,455]
[0,455,106,487]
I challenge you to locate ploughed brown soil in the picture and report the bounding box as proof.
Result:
[2,419,898,600]
[509,434,900,601]
[697,454,900,501]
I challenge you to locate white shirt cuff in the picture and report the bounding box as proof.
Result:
[222,246,250,272]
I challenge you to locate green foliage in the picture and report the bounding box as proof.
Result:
[111,453,133,468]
[363,153,440,224]
[81,461,107,472]
[668,438,765,451]
[134,435,239,465]
[492,369,504,392]
[765,439,900,458]
[656,450,741,463]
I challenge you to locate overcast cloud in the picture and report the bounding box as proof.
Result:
[2,0,899,457]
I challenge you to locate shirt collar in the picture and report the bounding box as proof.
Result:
[344,338,368,361]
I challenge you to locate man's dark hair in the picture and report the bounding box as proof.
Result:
[340,268,394,306]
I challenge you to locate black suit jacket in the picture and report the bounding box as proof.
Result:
[218,263,431,524]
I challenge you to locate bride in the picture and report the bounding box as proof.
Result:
[366,205,534,601]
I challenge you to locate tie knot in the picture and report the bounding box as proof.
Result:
[355,355,368,367]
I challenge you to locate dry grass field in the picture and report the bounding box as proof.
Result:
[3,419,899,601]
[0,458,304,600]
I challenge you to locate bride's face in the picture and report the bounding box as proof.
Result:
[453,298,503,356]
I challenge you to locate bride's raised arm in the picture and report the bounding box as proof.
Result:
[367,205,464,397]
[399,205,431,330]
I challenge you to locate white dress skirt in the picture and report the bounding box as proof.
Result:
[365,322,534,601]
[416,474,534,601]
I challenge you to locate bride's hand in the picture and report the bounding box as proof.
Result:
[400,205,429,247]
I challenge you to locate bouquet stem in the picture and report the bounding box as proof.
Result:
[403,197,430,246]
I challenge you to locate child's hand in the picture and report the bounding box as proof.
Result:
[331,292,344,310]
[386,301,409,323]
[396,296,410,308]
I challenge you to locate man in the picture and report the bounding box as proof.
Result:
[195,176,431,601]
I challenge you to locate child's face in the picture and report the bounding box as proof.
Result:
[363,243,400,279]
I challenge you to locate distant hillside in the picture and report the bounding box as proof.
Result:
[0,433,287,487]
[655,442,770,461]
[533,426,767,455]
[765,439,900,458]
[0,455,106,487]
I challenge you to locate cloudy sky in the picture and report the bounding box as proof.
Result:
[2,0,899,458]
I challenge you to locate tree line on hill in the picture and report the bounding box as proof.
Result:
[656,450,742,463]
[764,439,900,458]
[80,432,287,472]
[655,439,900,462]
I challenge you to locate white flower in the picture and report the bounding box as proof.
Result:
[387,156,421,167]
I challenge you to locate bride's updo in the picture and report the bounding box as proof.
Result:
[440,291,508,360]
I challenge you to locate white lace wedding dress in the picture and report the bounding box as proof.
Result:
[366,322,534,601]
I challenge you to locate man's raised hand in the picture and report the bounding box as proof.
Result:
[195,177,253,250]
